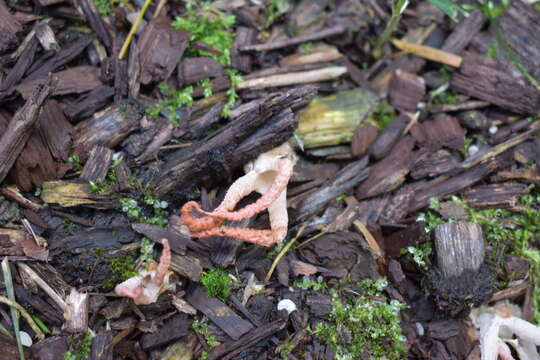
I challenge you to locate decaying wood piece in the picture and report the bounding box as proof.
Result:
[18,66,103,98]
[463,120,540,169]
[388,69,425,112]
[113,33,128,102]
[128,39,141,99]
[63,85,115,121]
[0,99,72,191]
[229,108,297,170]
[237,66,347,90]
[441,10,486,54]
[89,331,114,360]
[351,122,379,157]
[18,263,88,333]
[498,1,540,81]
[408,161,499,213]
[41,180,115,209]
[186,286,253,340]
[240,24,347,52]
[231,26,256,73]
[427,100,489,114]
[384,221,430,258]
[208,320,287,360]
[140,314,190,350]
[36,100,73,162]
[1,186,42,212]
[72,99,145,161]
[428,221,494,317]
[411,150,460,180]
[138,16,190,84]
[370,113,409,160]
[177,57,223,86]
[281,46,342,67]
[78,0,112,50]
[0,36,39,100]
[0,0,22,53]
[24,35,95,81]
[32,337,68,360]
[464,182,529,209]
[136,122,173,164]
[357,136,417,199]
[295,88,378,149]
[170,253,203,282]
[435,222,485,279]
[185,102,224,139]
[0,78,53,185]
[451,53,540,115]
[80,145,114,182]
[153,86,316,197]
[62,288,89,333]
[296,157,369,222]
[410,115,465,151]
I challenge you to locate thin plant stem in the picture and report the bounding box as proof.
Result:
[2,259,24,360]
[118,0,153,60]
[265,225,306,283]
[373,0,409,59]
[0,295,45,340]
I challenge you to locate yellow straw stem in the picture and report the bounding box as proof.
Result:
[118,0,153,60]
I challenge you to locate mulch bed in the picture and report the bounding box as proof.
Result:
[0,0,539,359]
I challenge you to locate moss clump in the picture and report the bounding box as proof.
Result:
[371,102,396,130]
[200,268,233,299]
[191,318,219,347]
[431,89,458,105]
[103,251,138,289]
[313,278,407,360]
[172,2,236,66]
[64,332,93,360]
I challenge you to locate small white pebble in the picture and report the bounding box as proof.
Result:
[415,322,425,337]
[489,125,498,135]
[19,331,32,347]
[277,299,297,314]
[468,145,479,155]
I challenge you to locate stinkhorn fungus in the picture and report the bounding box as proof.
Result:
[470,300,540,360]
[115,238,172,305]
[181,142,297,247]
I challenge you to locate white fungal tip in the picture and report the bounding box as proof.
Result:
[20,331,32,347]
[277,299,297,314]
[468,145,479,155]
[489,125,498,135]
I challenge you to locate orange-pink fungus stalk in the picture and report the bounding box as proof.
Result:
[115,238,172,305]
[181,143,297,247]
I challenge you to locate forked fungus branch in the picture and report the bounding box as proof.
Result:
[181,142,297,247]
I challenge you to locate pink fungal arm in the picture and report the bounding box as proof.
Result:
[179,144,295,247]
[203,158,294,222]
[189,226,276,247]
[114,239,172,305]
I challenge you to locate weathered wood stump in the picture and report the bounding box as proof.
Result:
[427,221,495,317]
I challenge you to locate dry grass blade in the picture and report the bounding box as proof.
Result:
[264,225,306,283]
[2,258,25,360]
[392,39,463,67]
[0,295,45,341]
